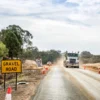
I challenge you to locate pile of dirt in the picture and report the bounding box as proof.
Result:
[81,63,100,73]
[23,60,38,69]
[82,63,100,68]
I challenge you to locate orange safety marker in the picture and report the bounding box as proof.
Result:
[45,67,48,71]
[84,66,86,70]
[42,69,46,74]
[98,68,100,74]
[5,86,12,100]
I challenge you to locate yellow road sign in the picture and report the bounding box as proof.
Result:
[1,60,22,73]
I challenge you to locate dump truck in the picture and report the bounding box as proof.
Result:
[64,53,79,68]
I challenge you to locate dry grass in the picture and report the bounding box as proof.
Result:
[0,68,45,100]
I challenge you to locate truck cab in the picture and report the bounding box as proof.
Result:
[64,53,79,68]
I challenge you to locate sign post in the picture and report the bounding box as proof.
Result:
[15,73,17,90]
[1,60,22,90]
[4,74,6,91]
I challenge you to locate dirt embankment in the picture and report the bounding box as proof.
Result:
[0,60,51,100]
[80,63,100,73]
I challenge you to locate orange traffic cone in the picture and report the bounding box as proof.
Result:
[5,86,12,100]
[45,67,48,71]
[84,66,86,70]
[98,68,100,74]
[42,69,46,74]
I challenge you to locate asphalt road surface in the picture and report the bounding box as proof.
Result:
[32,67,88,100]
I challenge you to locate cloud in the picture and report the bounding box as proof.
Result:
[0,0,100,54]
[51,0,67,4]
[65,2,79,7]
[0,0,100,26]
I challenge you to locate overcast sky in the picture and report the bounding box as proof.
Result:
[0,0,100,54]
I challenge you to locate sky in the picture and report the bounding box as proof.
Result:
[0,0,100,54]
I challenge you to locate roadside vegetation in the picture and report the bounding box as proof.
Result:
[0,25,33,59]
[80,51,100,73]
[0,41,8,60]
[0,24,61,63]
[80,51,100,64]
[20,47,61,64]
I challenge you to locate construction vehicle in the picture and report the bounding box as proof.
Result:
[64,52,79,68]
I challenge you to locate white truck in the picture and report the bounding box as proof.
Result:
[64,53,79,68]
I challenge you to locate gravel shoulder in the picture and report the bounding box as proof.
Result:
[0,69,47,100]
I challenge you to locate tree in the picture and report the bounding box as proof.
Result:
[0,25,33,58]
[89,55,100,63]
[80,51,92,63]
[0,41,8,57]
[80,51,92,58]
[18,46,61,64]
[64,51,68,59]
[21,46,39,59]
[39,50,61,64]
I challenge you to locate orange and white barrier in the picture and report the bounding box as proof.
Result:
[5,87,12,100]
[98,68,100,74]
[41,65,50,74]
[84,66,86,70]
[44,65,49,71]
[45,67,48,71]
[41,69,46,74]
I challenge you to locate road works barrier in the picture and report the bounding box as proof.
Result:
[98,68,100,74]
[42,69,46,74]
[5,86,12,100]
[45,67,48,71]
[84,66,86,70]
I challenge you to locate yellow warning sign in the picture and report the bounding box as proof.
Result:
[1,60,22,73]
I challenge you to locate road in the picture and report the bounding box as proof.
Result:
[65,68,100,100]
[32,67,88,100]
